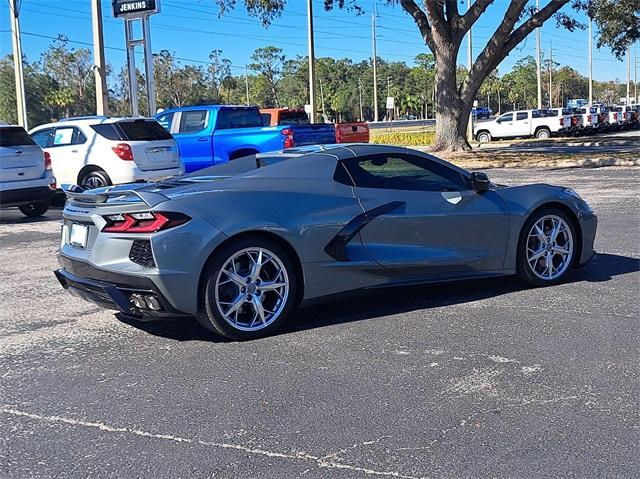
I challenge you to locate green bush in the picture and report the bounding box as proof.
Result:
[370,130,436,146]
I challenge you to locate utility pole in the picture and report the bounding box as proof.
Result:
[245,66,250,106]
[588,17,593,105]
[548,40,553,108]
[371,1,379,122]
[319,78,326,120]
[535,0,542,109]
[358,79,363,121]
[626,47,631,105]
[91,0,109,116]
[466,0,473,143]
[387,76,391,97]
[9,0,27,128]
[306,0,317,123]
[635,49,638,103]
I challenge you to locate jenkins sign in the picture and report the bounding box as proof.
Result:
[112,0,160,18]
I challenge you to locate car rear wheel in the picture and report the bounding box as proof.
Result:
[18,201,49,217]
[197,236,298,340]
[517,209,576,287]
[79,169,111,190]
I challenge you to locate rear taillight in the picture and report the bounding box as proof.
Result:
[559,118,564,126]
[587,115,592,123]
[281,128,295,149]
[571,116,578,126]
[112,143,134,161]
[44,151,52,170]
[102,212,190,233]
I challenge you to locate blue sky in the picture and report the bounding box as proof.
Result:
[0,0,636,83]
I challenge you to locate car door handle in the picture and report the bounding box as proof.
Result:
[197,137,208,142]
[14,150,22,155]
[71,149,79,153]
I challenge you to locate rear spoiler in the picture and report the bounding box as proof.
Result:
[61,184,169,208]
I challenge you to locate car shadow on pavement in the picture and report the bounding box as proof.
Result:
[0,208,62,225]
[115,252,639,343]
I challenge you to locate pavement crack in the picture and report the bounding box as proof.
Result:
[0,406,424,479]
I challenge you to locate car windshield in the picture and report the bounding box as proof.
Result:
[0,127,36,147]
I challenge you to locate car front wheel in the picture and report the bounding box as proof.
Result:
[517,209,577,287]
[477,131,491,143]
[197,236,298,340]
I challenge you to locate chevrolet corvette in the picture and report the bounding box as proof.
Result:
[55,144,597,340]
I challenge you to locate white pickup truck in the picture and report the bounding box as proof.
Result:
[474,109,573,142]
[577,106,600,132]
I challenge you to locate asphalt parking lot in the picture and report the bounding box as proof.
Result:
[1,167,638,478]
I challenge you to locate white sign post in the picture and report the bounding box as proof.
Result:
[112,0,161,115]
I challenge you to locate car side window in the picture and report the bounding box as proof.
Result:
[179,110,208,134]
[52,127,85,147]
[498,113,513,122]
[336,154,467,192]
[516,112,528,121]
[31,128,54,148]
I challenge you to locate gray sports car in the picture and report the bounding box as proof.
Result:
[55,144,597,340]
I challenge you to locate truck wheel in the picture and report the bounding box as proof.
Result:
[535,128,551,140]
[19,202,49,217]
[476,131,491,143]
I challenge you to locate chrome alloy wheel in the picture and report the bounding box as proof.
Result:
[526,215,574,280]
[84,175,106,189]
[214,247,290,331]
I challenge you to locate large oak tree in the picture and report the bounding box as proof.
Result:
[215,1,639,151]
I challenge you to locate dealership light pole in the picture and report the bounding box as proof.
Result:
[371,1,379,122]
[245,65,250,105]
[306,0,317,123]
[626,47,631,105]
[91,0,109,116]
[535,0,542,109]
[548,40,553,108]
[466,0,473,143]
[8,0,27,128]
[588,17,593,105]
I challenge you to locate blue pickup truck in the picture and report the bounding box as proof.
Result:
[155,105,336,172]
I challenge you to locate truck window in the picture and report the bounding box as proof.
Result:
[179,111,208,134]
[260,113,272,126]
[532,110,542,118]
[516,112,528,121]
[156,112,175,132]
[278,110,310,125]
[497,113,512,123]
[216,109,263,130]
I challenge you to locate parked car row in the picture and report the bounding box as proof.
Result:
[1,105,371,215]
[474,105,640,142]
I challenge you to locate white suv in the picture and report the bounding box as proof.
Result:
[0,124,56,217]
[30,117,184,189]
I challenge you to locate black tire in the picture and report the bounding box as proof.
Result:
[476,131,491,143]
[535,127,551,140]
[516,207,578,287]
[18,201,49,217]
[196,236,299,341]
[79,169,112,190]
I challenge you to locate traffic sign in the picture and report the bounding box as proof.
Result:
[386,96,394,109]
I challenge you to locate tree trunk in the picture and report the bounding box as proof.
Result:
[431,49,472,152]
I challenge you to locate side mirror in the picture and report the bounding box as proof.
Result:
[471,172,491,192]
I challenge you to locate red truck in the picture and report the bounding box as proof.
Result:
[260,108,369,144]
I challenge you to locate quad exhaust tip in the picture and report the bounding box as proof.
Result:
[130,293,162,311]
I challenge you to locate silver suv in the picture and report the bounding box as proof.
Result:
[0,124,56,217]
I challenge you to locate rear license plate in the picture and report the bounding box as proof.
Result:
[69,223,89,249]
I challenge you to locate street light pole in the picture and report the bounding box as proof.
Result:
[626,47,631,105]
[466,0,473,143]
[91,0,109,116]
[306,0,317,123]
[548,40,553,108]
[371,1,379,122]
[358,79,363,121]
[245,65,250,106]
[535,0,542,109]
[588,17,593,105]
[9,0,27,128]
